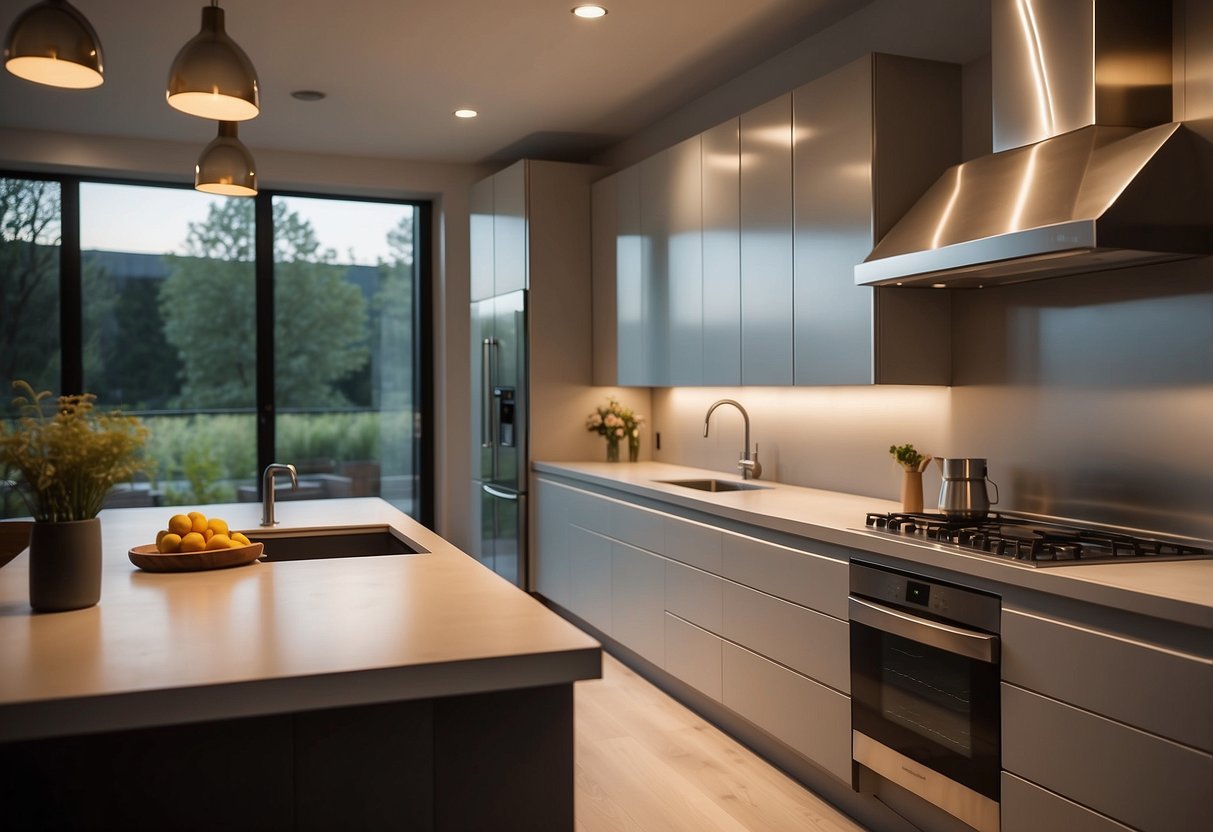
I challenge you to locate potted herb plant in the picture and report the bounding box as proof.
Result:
[889,443,931,514]
[0,381,150,612]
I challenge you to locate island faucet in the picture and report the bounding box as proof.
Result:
[261,462,298,526]
[703,399,762,480]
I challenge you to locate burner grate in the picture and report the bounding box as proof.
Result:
[863,512,1210,567]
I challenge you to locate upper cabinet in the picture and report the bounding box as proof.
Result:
[470,161,528,301]
[794,54,958,385]
[592,52,960,387]
[740,94,795,386]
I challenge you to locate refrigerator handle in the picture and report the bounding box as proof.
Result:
[481,337,497,451]
[482,483,519,501]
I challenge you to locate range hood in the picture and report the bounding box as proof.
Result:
[856,0,1213,288]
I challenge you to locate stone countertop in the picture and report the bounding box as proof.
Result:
[533,461,1213,630]
[0,498,600,744]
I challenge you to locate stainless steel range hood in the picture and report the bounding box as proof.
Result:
[856,0,1213,288]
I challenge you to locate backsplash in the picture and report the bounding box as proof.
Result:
[648,259,1213,542]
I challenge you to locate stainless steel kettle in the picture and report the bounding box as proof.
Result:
[935,458,1000,519]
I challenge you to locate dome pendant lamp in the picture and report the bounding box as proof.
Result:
[167,1,259,121]
[4,0,104,89]
[195,121,257,196]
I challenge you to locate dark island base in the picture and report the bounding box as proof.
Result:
[0,683,573,831]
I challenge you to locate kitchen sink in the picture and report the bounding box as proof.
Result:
[246,525,429,562]
[656,478,770,493]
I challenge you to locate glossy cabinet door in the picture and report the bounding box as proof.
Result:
[639,150,670,386]
[591,173,619,386]
[793,57,875,384]
[611,540,665,666]
[667,134,703,385]
[470,176,495,302]
[532,478,571,607]
[614,165,647,385]
[701,117,741,386]
[492,160,528,296]
[739,94,794,385]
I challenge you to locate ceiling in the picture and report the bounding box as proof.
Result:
[0,0,882,164]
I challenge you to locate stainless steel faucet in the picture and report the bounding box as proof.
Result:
[261,463,298,526]
[703,399,762,480]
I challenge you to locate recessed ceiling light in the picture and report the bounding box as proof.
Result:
[291,90,326,102]
[572,5,607,19]
[454,109,478,119]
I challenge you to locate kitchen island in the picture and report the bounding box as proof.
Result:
[0,498,601,831]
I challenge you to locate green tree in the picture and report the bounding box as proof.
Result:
[159,199,370,409]
[0,178,61,397]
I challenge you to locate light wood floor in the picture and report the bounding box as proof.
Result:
[574,653,868,832]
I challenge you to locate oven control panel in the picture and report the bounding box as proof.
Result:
[851,561,1000,633]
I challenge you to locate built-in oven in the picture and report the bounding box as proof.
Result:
[849,561,1002,832]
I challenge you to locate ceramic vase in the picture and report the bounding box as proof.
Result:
[29,518,102,612]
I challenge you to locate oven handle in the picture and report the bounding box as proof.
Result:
[849,596,999,663]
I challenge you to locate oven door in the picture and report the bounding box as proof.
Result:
[850,596,1000,832]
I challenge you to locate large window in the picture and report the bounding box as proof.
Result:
[1,175,430,525]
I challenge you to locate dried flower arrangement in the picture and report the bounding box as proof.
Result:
[1,381,151,522]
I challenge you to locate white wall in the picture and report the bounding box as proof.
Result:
[0,127,492,548]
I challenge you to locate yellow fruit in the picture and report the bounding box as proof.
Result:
[180,532,206,553]
[207,517,229,537]
[158,533,183,554]
[188,512,208,534]
[156,529,168,546]
[206,534,232,551]
[231,532,250,546]
[203,528,215,542]
[227,537,245,549]
[167,514,192,536]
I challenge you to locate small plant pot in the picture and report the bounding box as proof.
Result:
[900,470,924,514]
[29,518,102,613]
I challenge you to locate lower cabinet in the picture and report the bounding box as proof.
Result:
[533,475,851,786]
[1001,772,1134,832]
[721,641,852,783]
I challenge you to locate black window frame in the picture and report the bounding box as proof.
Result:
[0,170,434,529]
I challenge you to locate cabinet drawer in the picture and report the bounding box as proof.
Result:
[1001,772,1133,832]
[722,642,851,782]
[611,541,665,667]
[722,582,848,693]
[665,613,722,702]
[1002,607,1213,752]
[533,479,571,606]
[568,525,612,635]
[665,559,722,632]
[1002,684,1213,832]
[664,516,722,573]
[719,532,847,618]
[611,501,665,553]
[568,488,612,537]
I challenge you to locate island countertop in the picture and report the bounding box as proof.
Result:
[0,498,601,744]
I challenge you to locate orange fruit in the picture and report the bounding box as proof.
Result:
[167,514,192,536]
[231,532,251,546]
[180,532,206,553]
[158,533,183,554]
[207,517,229,537]
[205,534,232,551]
[188,512,208,534]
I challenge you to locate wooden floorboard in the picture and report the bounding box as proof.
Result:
[575,653,869,832]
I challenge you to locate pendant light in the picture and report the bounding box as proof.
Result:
[3,0,103,89]
[167,1,259,121]
[195,121,257,196]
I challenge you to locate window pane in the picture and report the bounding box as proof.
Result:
[80,183,257,509]
[271,196,419,518]
[1,178,61,518]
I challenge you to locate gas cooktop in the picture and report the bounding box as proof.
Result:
[863,511,1212,567]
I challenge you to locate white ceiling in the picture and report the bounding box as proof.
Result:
[0,0,883,164]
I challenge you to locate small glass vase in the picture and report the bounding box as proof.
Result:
[606,437,621,463]
[627,433,640,462]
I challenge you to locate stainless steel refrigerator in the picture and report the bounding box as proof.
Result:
[470,289,527,586]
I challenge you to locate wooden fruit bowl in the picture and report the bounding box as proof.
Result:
[128,541,263,573]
